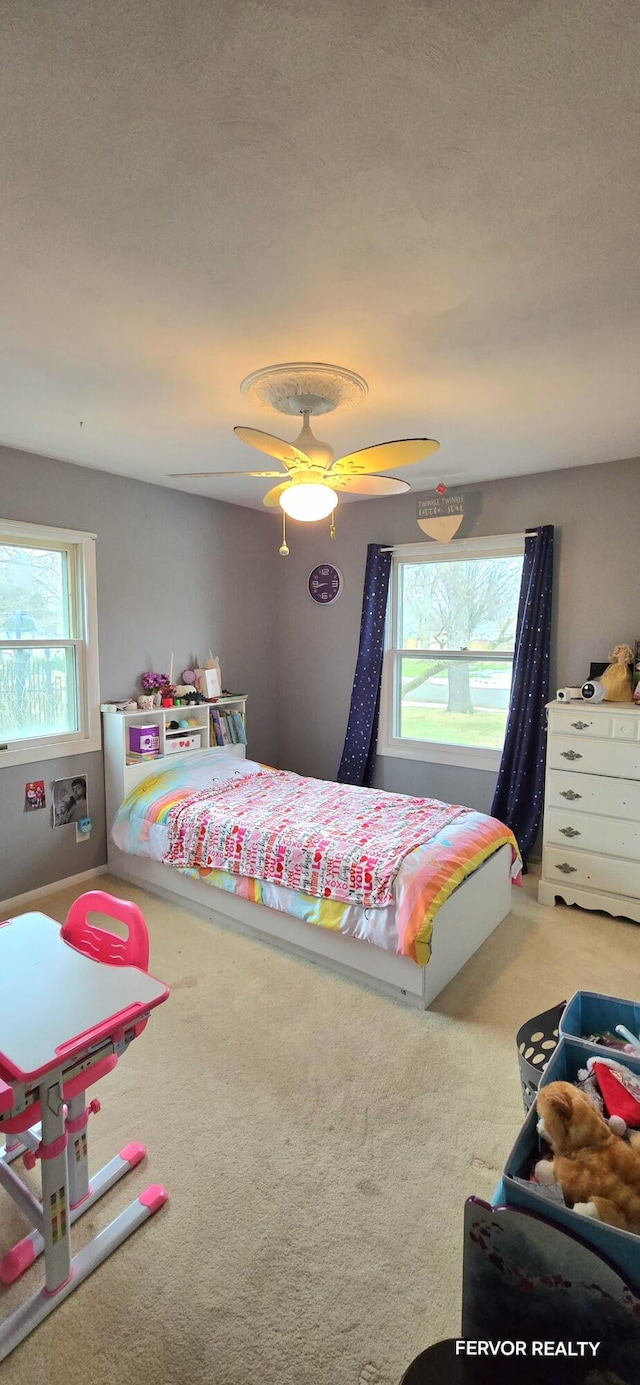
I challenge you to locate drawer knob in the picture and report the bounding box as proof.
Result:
[560,789,582,800]
[570,721,590,730]
[560,750,583,761]
[559,826,581,837]
[555,862,578,874]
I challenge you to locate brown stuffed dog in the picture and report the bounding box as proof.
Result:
[535,1081,640,1233]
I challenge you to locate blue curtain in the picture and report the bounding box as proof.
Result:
[337,543,392,787]
[491,525,554,865]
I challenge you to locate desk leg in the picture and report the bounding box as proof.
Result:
[0,1183,167,1363]
[39,1074,72,1295]
[66,1094,90,1209]
[0,1144,146,1285]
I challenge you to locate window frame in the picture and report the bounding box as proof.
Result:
[378,533,525,772]
[0,519,101,768]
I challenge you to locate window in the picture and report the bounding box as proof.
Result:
[379,534,525,770]
[0,520,100,767]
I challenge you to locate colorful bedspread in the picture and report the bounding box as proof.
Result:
[163,769,469,908]
[111,752,521,965]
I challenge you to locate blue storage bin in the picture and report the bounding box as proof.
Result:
[559,989,640,1056]
[501,1035,640,1290]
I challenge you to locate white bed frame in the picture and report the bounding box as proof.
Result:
[107,838,511,1009]
[103,719,514,1010]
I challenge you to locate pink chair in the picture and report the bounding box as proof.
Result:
[62,889,150,970]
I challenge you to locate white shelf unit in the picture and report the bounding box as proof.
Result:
[102,699,247,834]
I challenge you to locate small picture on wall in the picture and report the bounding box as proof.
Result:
[52,774,89,828]
[25,780,46,811]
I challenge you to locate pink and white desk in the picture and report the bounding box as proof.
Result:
[0,908,169,1362]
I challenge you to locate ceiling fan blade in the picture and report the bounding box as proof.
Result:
[332,475,411,496]
[262,482,292,507]
[234,426,311,468]
[331,438,440,476]
[168,469,287,478]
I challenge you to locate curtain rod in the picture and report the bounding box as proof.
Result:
[379,531,538,553]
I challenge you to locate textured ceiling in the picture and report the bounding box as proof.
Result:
[2,0,640,508]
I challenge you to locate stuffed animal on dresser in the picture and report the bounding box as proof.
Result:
[535,1081,640,1233]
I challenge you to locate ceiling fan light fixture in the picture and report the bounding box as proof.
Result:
[280,483,338,522]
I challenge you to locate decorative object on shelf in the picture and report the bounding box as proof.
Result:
[417,486,465,542]
[599,643,634,702]
[138,694,155,710]
[129,725,160,756]
[194,651,222,699]
[308,564,343,605]
[140,671,167,693]
[168,361,439,551]
[140,669,177,706]
[581,679,606,702]
[174,668,197,696]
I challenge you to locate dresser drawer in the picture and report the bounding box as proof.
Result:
[548,706,640,742]
[545,808,640,862]
[544,846,640,900]
[548,709,613,739]
[548,735,640,780]
[546,770,640,821]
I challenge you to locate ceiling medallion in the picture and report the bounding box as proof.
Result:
[240,361,369,416]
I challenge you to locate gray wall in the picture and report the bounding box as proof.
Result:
[275,454,640,814]
[0,445,278,901]
[3,444,638,901]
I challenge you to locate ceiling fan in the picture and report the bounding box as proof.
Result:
[170,362,440,551]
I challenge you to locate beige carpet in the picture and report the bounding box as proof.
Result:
[2,871,640,1385]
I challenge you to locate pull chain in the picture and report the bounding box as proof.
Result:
[279,509,290,556]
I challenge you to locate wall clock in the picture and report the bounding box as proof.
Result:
[308,564,343,605]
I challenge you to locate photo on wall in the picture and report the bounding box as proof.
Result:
[25,780,46,811]
[51,774,89,828]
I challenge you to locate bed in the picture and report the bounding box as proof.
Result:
[105,740,521,1009]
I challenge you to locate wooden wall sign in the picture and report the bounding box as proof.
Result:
[417,491,465,542]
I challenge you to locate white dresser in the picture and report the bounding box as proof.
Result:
[538,700,640,923]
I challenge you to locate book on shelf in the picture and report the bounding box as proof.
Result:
[211,708,224,744]
[126,751,161,763]
[230,711,247,744]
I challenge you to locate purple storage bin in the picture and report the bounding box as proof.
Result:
[129,724,160,755]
